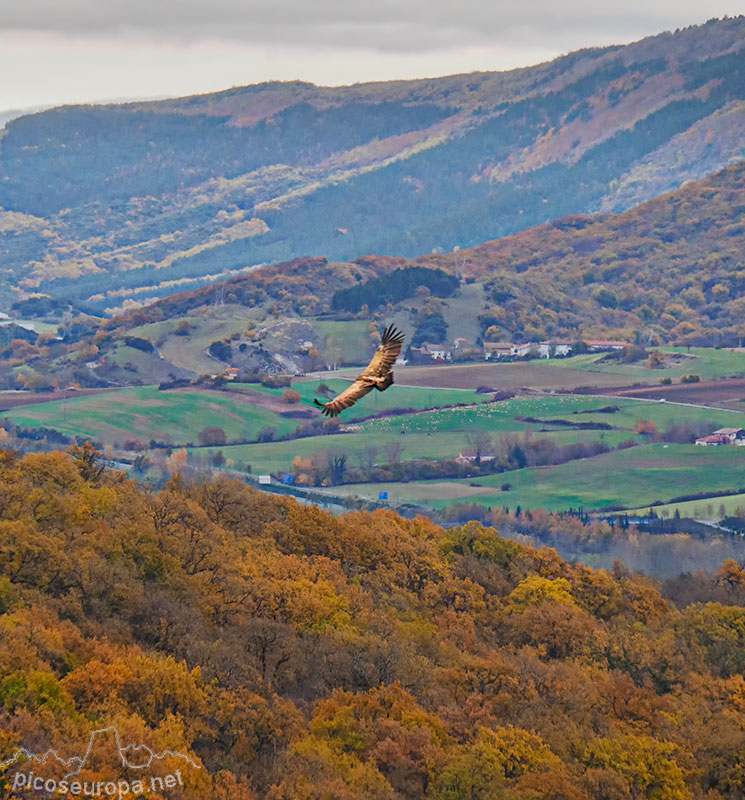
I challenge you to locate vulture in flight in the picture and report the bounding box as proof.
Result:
[314,324,405,417]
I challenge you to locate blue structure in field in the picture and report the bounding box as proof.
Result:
[378,491,388,500]
[282,474,295,484]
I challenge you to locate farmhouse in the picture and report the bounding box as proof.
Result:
[694,427,745,446]
[695,434,731,446]
[713,427,745,444]
[453,338,482,361]
[585,339,628,352]
[483,341,517,359]
[456,450,496,464]
[514,343,539,357]
[409,343,452,364]
[538,341,573,358]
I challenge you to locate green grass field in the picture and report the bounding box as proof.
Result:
[538,397,745,430]
[547,347,745,381]
[310,320,373,365]
[623,491,745,520]
[357,394,745,437]
[195,426,634,474]
[5,386,298,446]
[357,395,624,435]
[248,378,484,416]
[330,444,745,513]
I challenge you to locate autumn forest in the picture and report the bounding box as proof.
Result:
[1,447,745,799]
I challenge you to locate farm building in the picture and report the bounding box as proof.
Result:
[538,341,573,358]
[585,339,628,352]
[713,427,745,444]
[456,450,496,464]
[695,434,731,446]
[483,341,517,359]
[410,343,452,363]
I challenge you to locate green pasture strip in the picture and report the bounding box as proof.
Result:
[5,385,297,446]
[329,443,745,513]
[623,491,745,520]
[546,347,745,381]
[243,379,483,414]
[192,426,636,475]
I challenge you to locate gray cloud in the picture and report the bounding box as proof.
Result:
[2,1,743,53]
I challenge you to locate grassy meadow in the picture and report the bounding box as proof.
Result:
[547,346,745,381]
[335,443,745,512]
[4,386,298,446]
[249,378,484,415]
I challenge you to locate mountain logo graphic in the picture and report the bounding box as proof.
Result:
[2,726,201,797]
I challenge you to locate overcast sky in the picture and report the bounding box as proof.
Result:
[1,2,744,111]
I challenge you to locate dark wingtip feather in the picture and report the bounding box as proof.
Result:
[381,323,405,345]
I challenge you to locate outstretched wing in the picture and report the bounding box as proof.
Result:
[314,377,375,417]
[364,324,405,378]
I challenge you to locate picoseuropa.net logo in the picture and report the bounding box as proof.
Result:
[1,725,201,798]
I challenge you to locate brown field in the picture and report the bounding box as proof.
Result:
[172,385,317,416]
[357,362,648,391]
[0,387,125,412]
[605,378,745,407]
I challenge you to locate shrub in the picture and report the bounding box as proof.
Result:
[122,336,154,353]
[208,340,232,361]
[283,389,302,404]
[197,426,227,446]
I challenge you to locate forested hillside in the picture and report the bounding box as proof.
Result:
[418,160,745,344]
[104,160,745,347]
[5,157,745,394]
[2,447,745,798]
[1,17,745,313]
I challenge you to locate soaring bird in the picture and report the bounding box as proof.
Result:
[314,324,405,417]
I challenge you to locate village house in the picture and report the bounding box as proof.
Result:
[713,427,745,444]
[222,367,240,381]
[452,337,482,361]
[409,343,452,363]
[483,341,518,359]
[514,343,539,358]
[695,427,745,446]
[456,450,496,464]
[537,341,573,359]
[585,339,628,352]
[695,434,731,446]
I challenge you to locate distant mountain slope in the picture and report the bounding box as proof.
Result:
[418,160,745,345]
[1,16,745,313]
[126,160,745,345]
[7,159,745,392]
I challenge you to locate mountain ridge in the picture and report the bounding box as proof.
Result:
[1,16,745,315]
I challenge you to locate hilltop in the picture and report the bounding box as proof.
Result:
[2,17,745,313]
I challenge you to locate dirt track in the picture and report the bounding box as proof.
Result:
[602,378,745,406]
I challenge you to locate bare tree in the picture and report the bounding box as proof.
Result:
[466,430,495,465]
[383,441,404,465]
[358,445,379,476]
[322,450,347,484]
